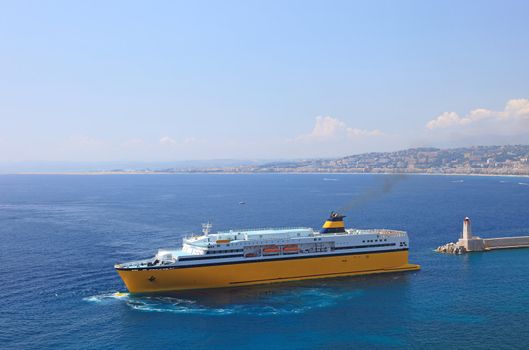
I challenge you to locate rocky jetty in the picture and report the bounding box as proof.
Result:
[437,217,529,254]
[435,242,467,254]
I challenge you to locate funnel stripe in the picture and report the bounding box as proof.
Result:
[322,221,345,229]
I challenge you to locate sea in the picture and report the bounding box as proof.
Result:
[1,174,529,349]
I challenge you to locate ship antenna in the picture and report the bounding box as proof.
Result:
[202,222,212,236]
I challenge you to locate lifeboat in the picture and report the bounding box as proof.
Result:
[216,239,230,244]
[283,245,300,254]
[262,245,280,255]
[244,252,257,258]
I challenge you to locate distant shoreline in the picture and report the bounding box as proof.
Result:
[3,145,528,177]
[5,171,529,178]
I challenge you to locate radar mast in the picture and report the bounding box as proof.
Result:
[202,222,212,236]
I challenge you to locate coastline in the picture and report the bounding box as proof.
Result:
[4,171,529,178]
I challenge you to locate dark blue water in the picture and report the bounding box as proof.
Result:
[1,174,529,349]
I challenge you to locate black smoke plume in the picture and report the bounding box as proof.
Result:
[339,175,407,212]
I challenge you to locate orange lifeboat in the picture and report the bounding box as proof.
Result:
[262,245,280,254]
[283,245,300,254]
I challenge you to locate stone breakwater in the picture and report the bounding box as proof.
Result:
[437,217,529,254]
[435,242,466,254]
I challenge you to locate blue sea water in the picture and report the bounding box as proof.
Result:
[1,174,529,349]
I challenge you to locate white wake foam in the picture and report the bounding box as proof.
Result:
[85,287,364,316]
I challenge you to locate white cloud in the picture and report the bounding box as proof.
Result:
[347,128,384,138]
[159,136,177,145]
[308,116,346,140]
[426,98,529,130]
[295,116,384,142]
[426,112,463,129]
[505,98,529,117]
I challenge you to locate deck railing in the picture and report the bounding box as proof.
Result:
[351,229,407,236]
[216,227,312,234]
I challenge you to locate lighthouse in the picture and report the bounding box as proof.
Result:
[458,216,485,251]
[462,217,472,240]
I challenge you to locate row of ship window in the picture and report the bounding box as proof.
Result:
[216,240,304,248]
[206,249,244,254]
[207,241,396,255]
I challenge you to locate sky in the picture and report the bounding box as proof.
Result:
[1,0,529,162]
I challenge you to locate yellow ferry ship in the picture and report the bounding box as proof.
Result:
[115,212,420,293]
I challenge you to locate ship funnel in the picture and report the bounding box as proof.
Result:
[320,211,346,234]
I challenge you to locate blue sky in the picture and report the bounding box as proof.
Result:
[1,0,529,161]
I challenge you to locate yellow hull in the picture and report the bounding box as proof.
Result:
[116,250,420,293]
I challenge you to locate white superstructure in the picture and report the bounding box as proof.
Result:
[118,224,409,270]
